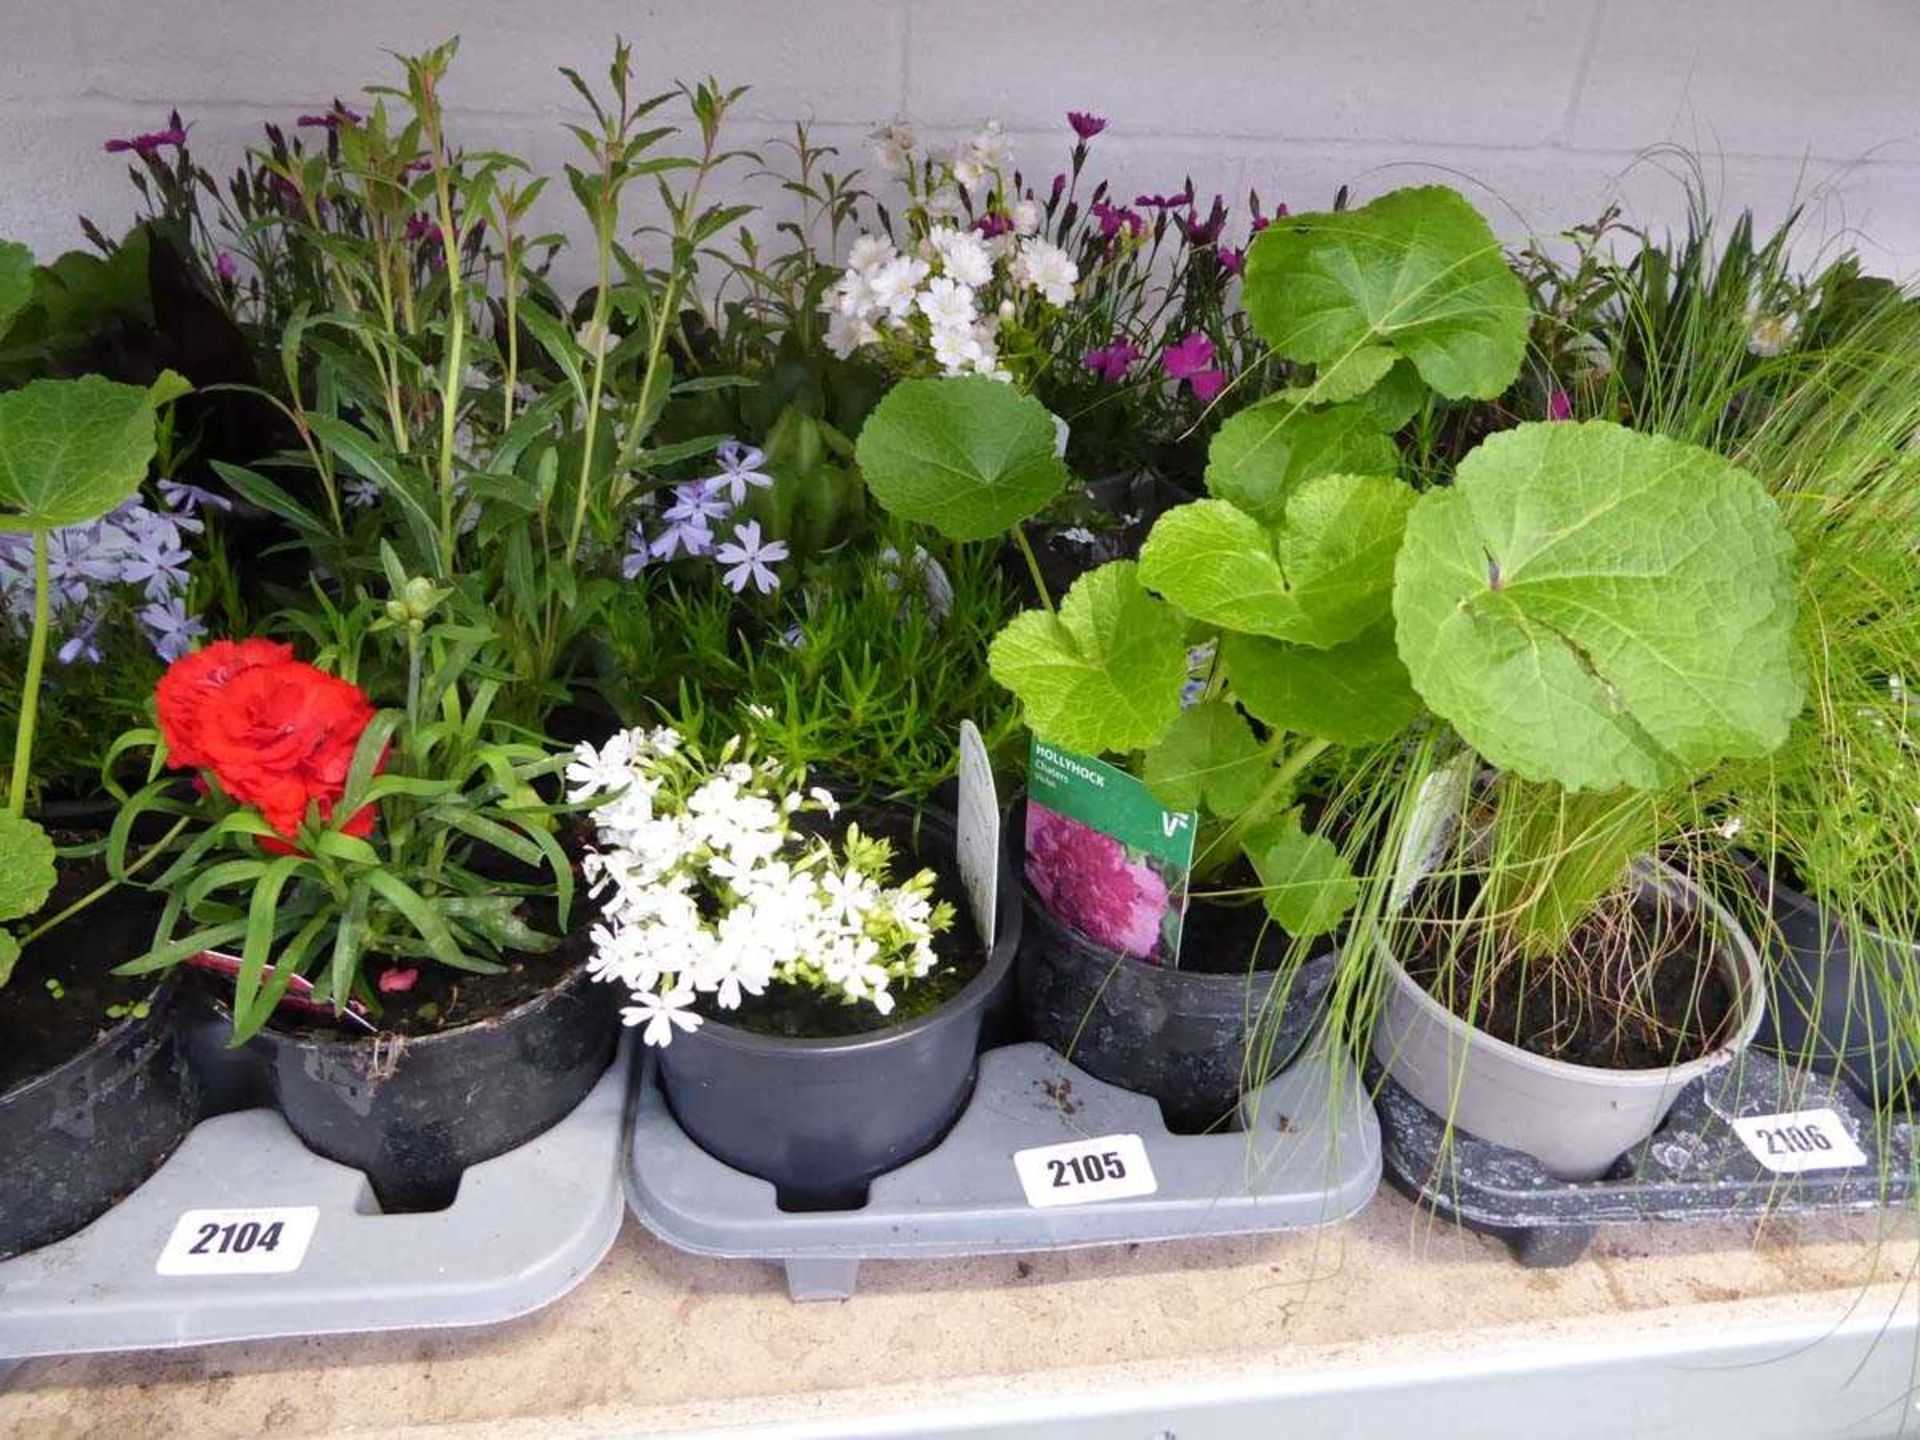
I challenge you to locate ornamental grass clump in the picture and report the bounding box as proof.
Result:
[570,727,954,1045]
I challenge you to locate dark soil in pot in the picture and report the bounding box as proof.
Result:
[0,863,195,1260]
[1401,880,1737,1069]
[655,804,1022,1211]
[1018,877,1335,1134]
[1743,860,1920,1103]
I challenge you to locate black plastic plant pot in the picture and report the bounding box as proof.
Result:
[1751,869,1920,1104]
[0,970,198,1261]
[654,807,1023,1211]
[248,960,619,1212]
[1017,891,1336,1133]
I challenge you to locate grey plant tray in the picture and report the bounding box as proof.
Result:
[0,1050,628,1360]
[1378,1055,1916,1267]
[627,1040,1381,1300]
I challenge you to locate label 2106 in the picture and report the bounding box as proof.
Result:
[1730,1109,1869,1175]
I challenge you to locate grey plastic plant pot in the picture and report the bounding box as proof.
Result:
[1371,859,1767,1181]
[652,807,1023,1211]
[1018,892,1337,1133]
[1750,868,1920,1104]
[0,970,198,1261]
[246,958,619,1212]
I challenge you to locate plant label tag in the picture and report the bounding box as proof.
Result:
[1014,1133,1157,1208]
[1731,1109,1869,1174]
[156,1206,319,1277]
[956,721,1001,949]
[1025,737,1197,966]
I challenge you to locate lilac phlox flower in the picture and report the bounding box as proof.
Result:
[1067,112,1108,141]
[665,480,732,527]
[139,596,207,662]
[57,614,103,666]
[620,522,649,579]
[45,527,118,608]
[1083,339,1142,384]
[704,440,771,505]
[344,477,381,508]
[713,520,788,595]
[649,509,716,561]
[104,125,188,156]
[119,509,192,601]
[158,479,233,534]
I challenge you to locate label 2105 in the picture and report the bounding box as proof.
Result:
[1014,1134,1158,1207]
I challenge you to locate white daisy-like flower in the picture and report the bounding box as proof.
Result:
[917,274,978,332]
[869,255,932,320]
[1011,238,1079,306]
[870,123,917,175]
[625,986,703,1047]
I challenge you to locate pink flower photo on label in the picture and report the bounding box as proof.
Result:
[1025,801,1173,960]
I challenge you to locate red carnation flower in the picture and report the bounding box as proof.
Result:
[156,641,380,840]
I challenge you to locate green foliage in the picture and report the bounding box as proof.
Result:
[0,241,31,336]
[1394,420,1801,791]
[987,562,1187,756]
[855,376,1069,541]
[0,809,57,983]
[0,377,156,532]
[1203,401,1398,526]
[1223,623,1420,746]
[1244,807,1358,939]
[1243,185,1531,401]
[109,592,575,1042]
[1142,701,1269,817]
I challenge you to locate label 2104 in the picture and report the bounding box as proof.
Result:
[156,1206,320,1276]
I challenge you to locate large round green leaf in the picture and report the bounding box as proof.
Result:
[1225,621,1421,746]
[1244,185,1530,401]
[1393,420,1801,791]
[854,375,1068,541]
[1140,474,1414,647]
[1204,400,1397,526]
[988,562,1187,755]
[0,376,157,533]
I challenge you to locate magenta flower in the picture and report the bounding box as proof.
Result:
[1084,340,1142,384]
[214,251,238,282]
[1182,195,1228,246]
[1025,804,1171,960]
[1164,332,1225,403]
[1548,387,1573,422]
[975,211,1014,239]
[1090,200,1144,240]
[1136,184,1194,211]
[1067,111,1108,140]
[104,125,188,156]
[1049,173,1066,204]
[297,103,364,129]
[1218,246,1245,275]
[378,967,419,994]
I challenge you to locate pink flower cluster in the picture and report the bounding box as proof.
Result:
[1026,803,1171,959]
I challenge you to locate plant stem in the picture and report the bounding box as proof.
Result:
[1012,527,1055,614]
[7,532,51,818]
[1196,736,1333,880]
[20,816,190,945]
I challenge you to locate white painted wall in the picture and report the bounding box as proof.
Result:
[3,0,1918,279]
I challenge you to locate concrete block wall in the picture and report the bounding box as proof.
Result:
[2,0,1917,282]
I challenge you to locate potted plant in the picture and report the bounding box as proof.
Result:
[571,724,1020,1209]
[1373,414,1801,1179]
[108,562,615,1210]
[0,245,198,1258]
[851,185,1533,1131]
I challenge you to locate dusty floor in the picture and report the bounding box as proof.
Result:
[1,1189,1915,1438]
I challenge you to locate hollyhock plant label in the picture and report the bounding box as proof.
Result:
[1025,738,1195,966]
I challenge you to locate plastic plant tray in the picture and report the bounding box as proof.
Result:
[1377,1055,1916,1267]
[0,1044,629,1360]
[627,1039,1382,1300]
